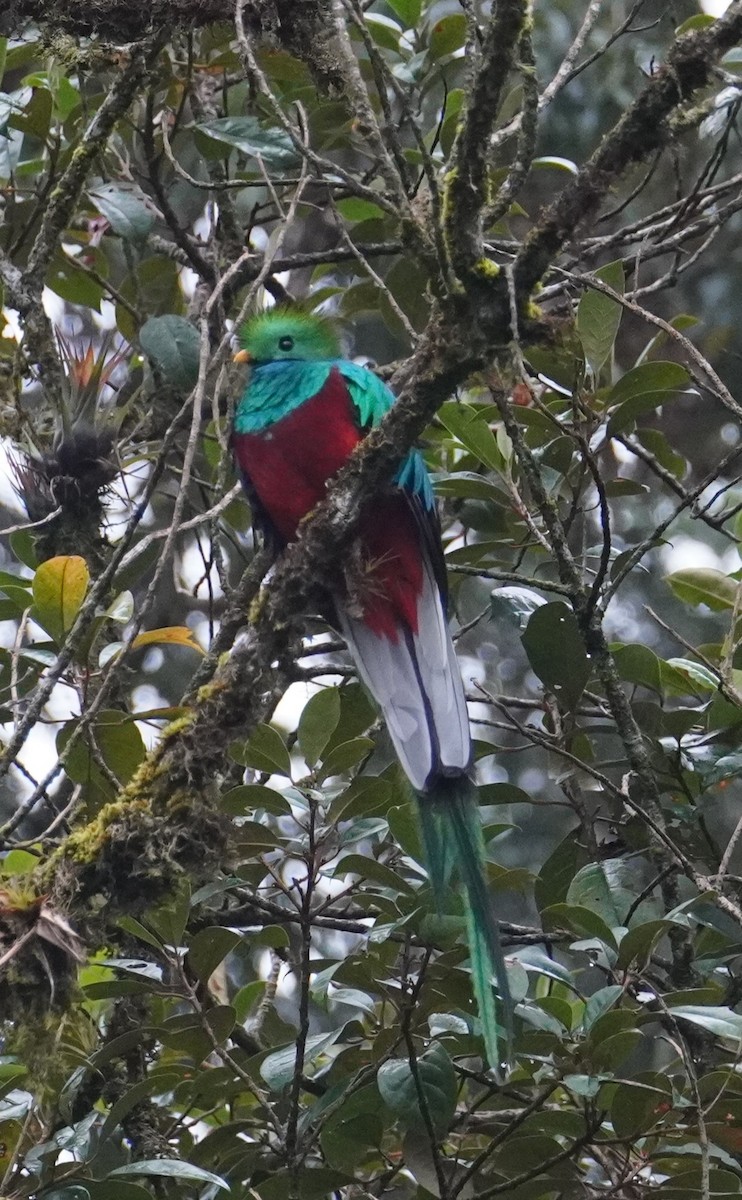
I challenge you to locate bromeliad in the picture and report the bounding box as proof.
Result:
[233,308,512,1069]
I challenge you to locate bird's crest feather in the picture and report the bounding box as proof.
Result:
[238,307,342,363]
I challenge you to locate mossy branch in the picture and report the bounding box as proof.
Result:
[443,0,529,281]
[514,1,742,300]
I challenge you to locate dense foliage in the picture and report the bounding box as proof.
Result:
[2,0,742,1196]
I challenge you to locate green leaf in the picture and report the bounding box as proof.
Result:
[611,1076,671,1139]
[0,849,38,876]
[89,183,155,241]
[221,782,292,815]
[583,984,624,1030]
[320,1083,386,1172]
[665,658,718,692]
[233,723,292,776]
[635,427,687,479]
[567,861,634,928]
[319,737,374,779]
[256,1169,353,1200]
[32,555,89,645]
[366,15,402,51]
[438,402,506,472]
[386,0,421,27]
[117,915,168,952]
[563,1073,601,1098]
[429,13,467,58]
[260,1029,344,1090]
[139,315,200,390]
[577,260,624,376]
[606,361,691,434]
[387,801,424,863]
[490,585,546,631]
[57,711,145,797]
[535,830,588,914]
[542,903,618,952]
[335,197,385,222]
[109,1161,229,1190]
[335,853,414,895]
[323,682,377,754]
[196,116,299,169]
[617,920,669,969]
[669,1005,742,1042]
[146,882,190,947]
[187,927,242,982]
[298,687,341,767]
[521,602,590,707]
[377,1042,457,1137]
[40,1189,90,1200]
[666,568,737,610]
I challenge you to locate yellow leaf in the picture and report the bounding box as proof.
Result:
[132,626,204,654]
[32,555,90,645]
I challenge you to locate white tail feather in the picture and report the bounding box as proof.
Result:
[336,558,470,791]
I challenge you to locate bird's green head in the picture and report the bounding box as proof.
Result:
[235,309,342,365]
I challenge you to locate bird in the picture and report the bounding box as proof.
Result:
[232,307,512,1070]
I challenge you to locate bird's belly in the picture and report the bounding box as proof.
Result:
[234,378,361,541]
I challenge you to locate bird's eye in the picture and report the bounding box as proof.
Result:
[278,336,294,351]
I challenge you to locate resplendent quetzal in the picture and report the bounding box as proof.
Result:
[233,308,512,1069]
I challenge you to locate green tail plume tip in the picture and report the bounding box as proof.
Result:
[417,774,513,1074]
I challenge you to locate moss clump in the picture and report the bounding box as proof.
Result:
[441,167,459,228]
[472,258,500,280]
[248,588,268,625]
[58,797,150,868]
[195,680,226,707]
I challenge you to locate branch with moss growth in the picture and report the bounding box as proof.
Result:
[25,36,165,296]
[36,304,496,929]
[443,0,529,282]
[514,1,742,300]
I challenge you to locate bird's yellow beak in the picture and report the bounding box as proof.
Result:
[233,348,252,364]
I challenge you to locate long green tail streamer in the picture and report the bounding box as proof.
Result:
[417,775,513,1072]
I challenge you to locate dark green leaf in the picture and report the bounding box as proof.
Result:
[429,13,467,57]
[606,361,691,434]
[85,1182,154,1200]
[109,1161,228,1190]
[438,402,505,472]
[490,585,546,630]
[139,315,200,390]
[335,852,414,895]
[89,183,155,240]
[233,722,292,776]
[377,1043,457,1137]
[319,736,374,779]
[196,116,299,169]
[583,984,624,1030]
[612,1075,672,1139]
[666,568,737,611]
[298,687,341,766]
[567,860,638,928]
[669,1005,742,1041]
[260,1029,344,1090]
[221,782,292,815]
[521,602,590,707]
[535,829,588,913]
[187,927,242,982]
[577,260,624,376]
[386,0,421,26]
